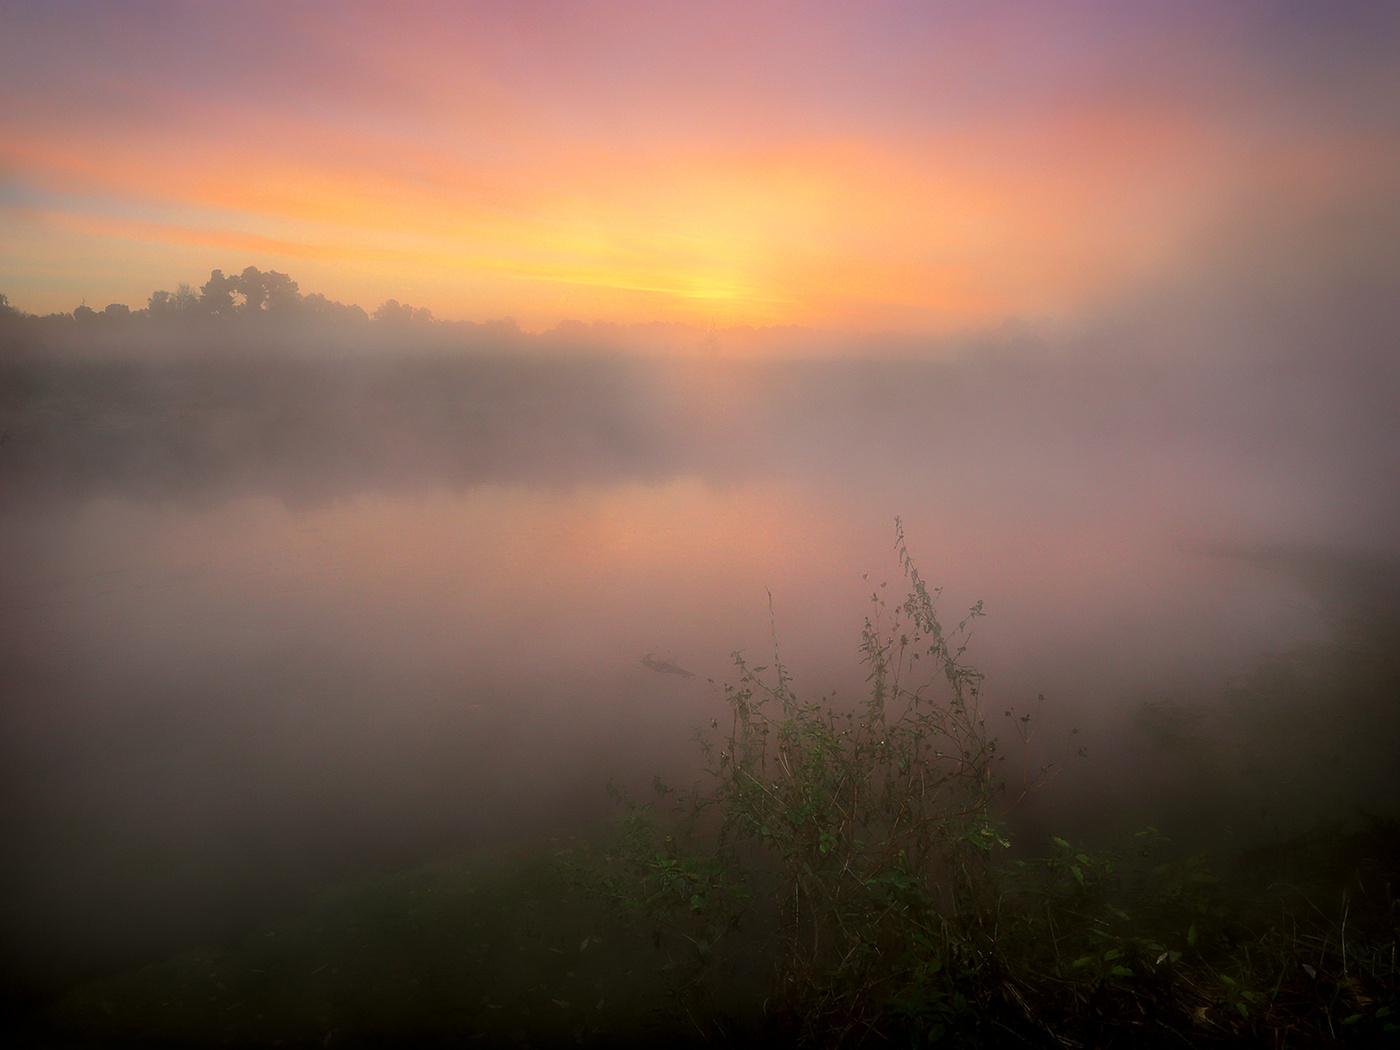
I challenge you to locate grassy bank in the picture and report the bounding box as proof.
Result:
[24,813,1398,1048]
[33,833,741,1049]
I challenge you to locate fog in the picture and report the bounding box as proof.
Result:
[2,234,1398,1018]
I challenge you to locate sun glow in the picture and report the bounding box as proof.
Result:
[3,2,1396,333]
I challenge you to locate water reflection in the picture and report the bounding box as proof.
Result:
[2,478,1326,965]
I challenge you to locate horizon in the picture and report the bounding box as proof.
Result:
[0,262,1055,358]
[4,2,1398,337]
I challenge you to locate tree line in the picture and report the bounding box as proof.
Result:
[0,266,443,336]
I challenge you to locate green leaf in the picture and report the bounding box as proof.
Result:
[1071,865,1085,885]
[1071,956,1094,968]
[1342,1014,1363,1026]
[1052,837,1072,850]
[1110,966,1134,977]
[1187,920,1198,946]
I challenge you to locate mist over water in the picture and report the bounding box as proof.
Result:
[1,292,1397,1004]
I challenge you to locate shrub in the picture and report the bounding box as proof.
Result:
[579,520,1060,1044]
[574,523,1400,1046]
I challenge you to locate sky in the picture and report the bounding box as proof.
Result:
[2,0,1398,332]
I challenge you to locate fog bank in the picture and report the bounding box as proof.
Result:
[2,252,1398,1008]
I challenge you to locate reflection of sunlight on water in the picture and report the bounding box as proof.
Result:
[11,478,1324,734]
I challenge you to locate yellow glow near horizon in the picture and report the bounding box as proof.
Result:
[3,3,1396,335]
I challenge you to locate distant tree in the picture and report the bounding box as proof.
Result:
[224,266,303,319]
[103,303,131,321]
[372,298,411,325]
[73,303,98,325]
[304,293,368,326]
[0,293,23,353]
[199,269,237,318]
[372,299,433,326]
[172,282,198,312]
[149,283,202,318]
[237,265,268,312]
[258,268,302,319]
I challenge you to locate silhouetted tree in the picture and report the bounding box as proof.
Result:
[372,299,433,326]
[199,269,237,318]
[172,282,198,312]
[0,293,23,353]
[237,265,268,312]
[219,266,303,319]
[373,298,409,325]
[256,268,302,319]
[0,293,17,339]
[149,282,202,319]
[304,293,369,326]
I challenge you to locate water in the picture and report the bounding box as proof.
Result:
[0,348,1379,987]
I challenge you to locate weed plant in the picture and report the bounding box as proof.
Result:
[575,521,1063,1044]
[575,522,1400,1048]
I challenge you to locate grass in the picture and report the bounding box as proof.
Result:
[24,523,1400,1048]
[36,836,720,1049]
[30,817,1398,1049]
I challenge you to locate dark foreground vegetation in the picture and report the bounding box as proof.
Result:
[15,528,1398,1049]
[23,817,1396,1049]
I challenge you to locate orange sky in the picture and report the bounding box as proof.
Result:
[2,1,1397,333]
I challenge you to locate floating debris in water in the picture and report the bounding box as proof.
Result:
[641,653,695,678]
